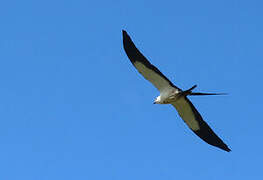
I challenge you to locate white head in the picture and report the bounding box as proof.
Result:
[153,96,162,104]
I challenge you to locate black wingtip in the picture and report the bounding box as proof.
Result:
[217,142,231,152]
[122,30,132,44]
[185,98,231,152]
[224,146,231,152]
[194,129,231,152]
[122,30,128,36]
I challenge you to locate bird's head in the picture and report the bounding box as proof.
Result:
[153,96,161,104]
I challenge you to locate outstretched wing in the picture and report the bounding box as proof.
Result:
[122,30,179,92]
[171,97,231,152]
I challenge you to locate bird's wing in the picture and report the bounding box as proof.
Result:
[171,97,231,152]
[122,30,180,92]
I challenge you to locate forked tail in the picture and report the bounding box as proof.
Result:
[183,85,227,96]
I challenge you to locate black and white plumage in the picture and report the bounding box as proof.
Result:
[122,30,231,152]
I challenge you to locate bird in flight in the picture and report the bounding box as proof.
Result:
[122,30,231,152]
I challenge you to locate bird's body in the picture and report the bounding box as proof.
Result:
[155,88,180,104]
[122,30,231,152]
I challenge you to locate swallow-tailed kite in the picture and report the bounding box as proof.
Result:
[122,30,231,152]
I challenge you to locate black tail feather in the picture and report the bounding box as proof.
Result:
[190,92,228,96]
[182,85,197,96]
[184,85,227,96]
[183,85,227,96]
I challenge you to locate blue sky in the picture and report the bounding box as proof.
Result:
[0,0,262,179]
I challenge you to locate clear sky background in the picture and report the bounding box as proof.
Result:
[0,0,262,179]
